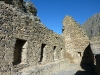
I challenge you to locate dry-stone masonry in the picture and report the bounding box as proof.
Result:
[1,0,98,75]
[0,1,65,75]
[90,37,100,75]
[62,16,89,63]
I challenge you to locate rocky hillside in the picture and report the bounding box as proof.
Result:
[82,13,100,39]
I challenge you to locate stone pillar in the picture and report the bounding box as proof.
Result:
[21,42,28,64]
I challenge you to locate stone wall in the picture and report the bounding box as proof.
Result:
[91,37,100,54]
[90,37,100,75]
[0,0,93,75]
[0,1,65,75]
[62,16,89,63]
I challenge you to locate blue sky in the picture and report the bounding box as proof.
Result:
[29,0,100,34]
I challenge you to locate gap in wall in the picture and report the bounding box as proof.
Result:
[39,43,46,62]
[13,38,27,65]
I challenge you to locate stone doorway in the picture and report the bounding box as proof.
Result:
[13,39,27,65]
[54,46,57,61]
[39,43,46,62]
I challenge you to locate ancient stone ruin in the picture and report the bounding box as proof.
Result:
[0,0,99,75]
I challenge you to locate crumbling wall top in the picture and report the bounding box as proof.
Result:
[0,0,37,16]
[62,15,89,51]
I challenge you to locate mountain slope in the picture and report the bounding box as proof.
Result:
[82,13,100,39]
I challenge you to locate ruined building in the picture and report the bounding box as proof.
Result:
[0,0,99,75]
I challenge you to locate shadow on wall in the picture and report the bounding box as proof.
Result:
[95,54,100,75]
[75,44,96,75]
